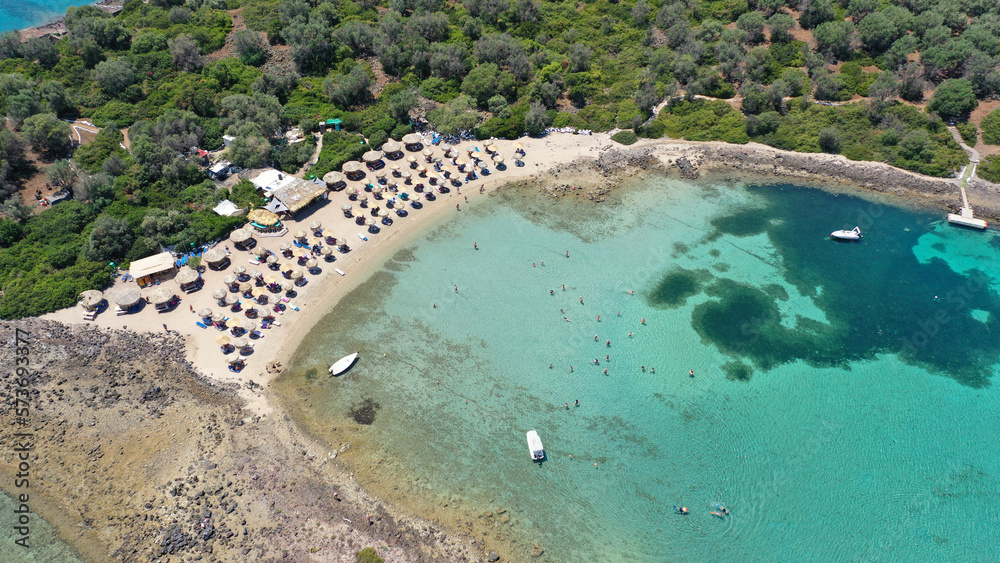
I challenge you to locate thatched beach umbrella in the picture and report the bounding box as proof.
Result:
[487,144,498,153]
[279,242,292,252]
[342,203,353,213]
[374,169,386,180]
[358,194,368,203]
[213,288,227,301]
[229,228,251,244]
[422,148,433,159]
[365,218,376,226]
[407,155,417,164]
[322,171,347,189]
[232,336,248,348]
[372,185,383,195]
[513,141,524,150]
[150,288,175,306]
[310,220,322,231]
[307,236,322,247]
[342,161,364,180]
[290,270,304,280]
[294,248,310,259]
[492,154,504,163]
[402,133,422,147]
[266,255,278,266]
[251,247,268,259]
[320,246,333,256]
[362,150,383,164]
[216,334,231,346]
[293,230,307,239]
[233,265,247,276]
[114,289,141,308]
[223,352,240,364]
[280,263,294,273]
[225,294,240,305]
[226,318,240,328]
[243,320,257,332]
[251,287,266,298]
[175,268,199,286]
[239,281,253,293]
[281,281,295,292]
[381,140,401,154]
[263,275,277,285]
[78,290,104,310]
[211,312,225,323]
[378,209,390,218]
[202,247,227,266]
[198,307,213,318]
[305,259,318,269]
[223,274,238,285]
[249,269,263,279]
[389,163,400,172]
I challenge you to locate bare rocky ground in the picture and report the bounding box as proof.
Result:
[0,320,485,562]
[520,141,1000,224]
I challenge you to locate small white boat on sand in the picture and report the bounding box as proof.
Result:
[526,430,545,461]
[329,352,358,376]
[831,226,861,240]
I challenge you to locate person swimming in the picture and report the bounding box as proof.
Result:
[603,368,608,374]
[593,359,599,365]
[674,506,688,515]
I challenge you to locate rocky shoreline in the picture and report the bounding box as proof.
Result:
[517,139,1000,225]
[0,320,483,562]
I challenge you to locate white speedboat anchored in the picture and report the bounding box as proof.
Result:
[526,430,545,461]
[329,352,358,376]
[831,226,861,240]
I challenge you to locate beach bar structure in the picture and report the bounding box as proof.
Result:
[322,171,347,191]
[251,169,328,217]
[129,252,176,288]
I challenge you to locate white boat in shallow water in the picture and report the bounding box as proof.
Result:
[831,226,861,240]
[329,352,358,376]
[526,430,545,461]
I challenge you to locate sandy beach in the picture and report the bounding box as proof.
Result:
[21,131,1000,560]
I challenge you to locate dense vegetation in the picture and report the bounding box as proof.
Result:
[0,0,998,318]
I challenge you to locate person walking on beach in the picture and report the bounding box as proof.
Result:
[456,203,461,210]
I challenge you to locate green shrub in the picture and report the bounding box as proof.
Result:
[356,547,384,563]
[981,109,1000,145]
[955,121,977,146]
[611,130,638,145]
[979,155,1000,184]
[310,131,367,178]
[659,99,749,144]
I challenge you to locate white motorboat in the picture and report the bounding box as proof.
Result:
[329,352,358,376]
[831,226,861,240]
[526,430,545,461]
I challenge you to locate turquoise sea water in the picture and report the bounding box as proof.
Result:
[1,1,95,33]
[279,177,1000,560]
[0,492,84,562]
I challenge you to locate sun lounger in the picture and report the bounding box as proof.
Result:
[335,268,345,276]
[196,321,208,329]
